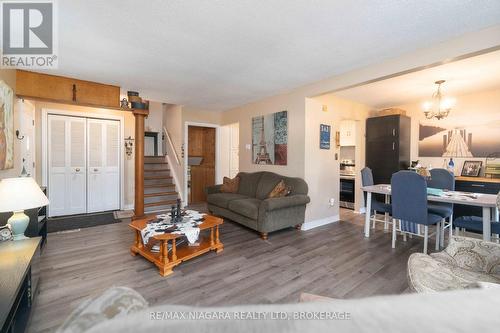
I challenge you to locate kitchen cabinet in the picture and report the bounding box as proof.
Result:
[339,120,357,146]
[453,177,500,220]
[365,115,411,185]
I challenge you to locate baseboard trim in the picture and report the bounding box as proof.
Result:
[302,215,340,231]
[122,204,134,211]
[355,207,366,214]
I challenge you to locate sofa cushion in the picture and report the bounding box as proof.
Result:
[86,287,500,333]
[236,172,264,197]
[57,287,148,333]
[207,193,249,209]
[408,253,500,293]
[227,198,261,220]
[220,176,240,193]
[255,172,283,199]
[267,179,291,198]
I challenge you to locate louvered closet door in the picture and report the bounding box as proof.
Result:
[87,119,120,213]
[48,115,87,217]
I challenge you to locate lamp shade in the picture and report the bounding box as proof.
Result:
[0,177,49,212]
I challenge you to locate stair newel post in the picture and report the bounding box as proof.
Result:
[133,109,149,219]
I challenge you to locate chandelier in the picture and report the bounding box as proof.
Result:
[422,80,454,120]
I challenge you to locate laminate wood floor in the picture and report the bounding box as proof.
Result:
[28,208,425,332]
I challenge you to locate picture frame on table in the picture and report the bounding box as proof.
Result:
[461,160,482,177]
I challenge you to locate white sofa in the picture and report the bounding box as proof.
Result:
[57,285,500,333]
[408,236,500,293]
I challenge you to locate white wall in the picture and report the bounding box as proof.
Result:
[393,87,500,176]
[145,101,163,155]
[305,94,371,225]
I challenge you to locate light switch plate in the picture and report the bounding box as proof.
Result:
[245,144,251,150]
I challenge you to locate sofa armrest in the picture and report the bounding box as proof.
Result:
[206,184,223,195]
[443,236,500,274]
[261,194,310,212]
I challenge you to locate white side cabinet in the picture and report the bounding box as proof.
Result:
[339,120,357,146]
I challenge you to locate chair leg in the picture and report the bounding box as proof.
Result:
[435,222,441,251]
[392,218,397,249]
[448,214,453,244]
[440,218,445,248]
[423,225,429,254]
[372,210,377,229]
[384,212,389,231]
[403,232,407,242]
[455,226,460,236]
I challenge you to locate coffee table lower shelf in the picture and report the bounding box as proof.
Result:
[129,215,224,276]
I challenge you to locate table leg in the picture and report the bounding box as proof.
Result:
[384,194,390,231]
[482,207,491,242]
[210,226,214,246]
[171,239,177,262]
[160,240,169,264]
[364,192,372,238]
[131,230,143,256]
[215,225,223,253]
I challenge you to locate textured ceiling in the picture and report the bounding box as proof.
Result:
[334,50,500,108]
[46,0,500,110]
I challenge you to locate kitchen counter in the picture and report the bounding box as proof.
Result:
[455,176,500,184]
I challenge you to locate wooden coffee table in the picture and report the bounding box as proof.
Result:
[129,214,223,276]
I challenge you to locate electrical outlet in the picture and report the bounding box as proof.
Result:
[329,198,335,206]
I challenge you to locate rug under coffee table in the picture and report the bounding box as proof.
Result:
[129,214,224,276]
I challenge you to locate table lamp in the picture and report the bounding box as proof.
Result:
[0,177,49,240]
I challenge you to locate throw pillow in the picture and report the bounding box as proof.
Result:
[268,180,292,198]
[220,176,240,193]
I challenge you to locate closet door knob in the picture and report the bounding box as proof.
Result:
[94,168,98,172]
[75,168,80,172]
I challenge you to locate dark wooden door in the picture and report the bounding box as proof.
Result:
[188,126,216,204]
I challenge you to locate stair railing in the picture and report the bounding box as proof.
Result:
[163,126,180,165]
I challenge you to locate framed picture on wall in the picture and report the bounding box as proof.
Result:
[319,124,330,149]
[461,160,482,177]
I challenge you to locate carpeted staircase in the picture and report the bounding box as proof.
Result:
[144,156,180,213]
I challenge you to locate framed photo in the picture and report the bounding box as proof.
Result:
[461,160,482,177]
[319,124,331,149]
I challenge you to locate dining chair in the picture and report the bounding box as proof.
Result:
[453,216,500,241]
[361,167,392,230]
[427,168,455,247]
[453,192,500,242]
[391,171,442,253]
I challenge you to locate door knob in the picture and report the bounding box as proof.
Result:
[94,168,98,172]
[75,168,80,172]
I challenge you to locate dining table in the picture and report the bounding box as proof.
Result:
[361,184,499,242]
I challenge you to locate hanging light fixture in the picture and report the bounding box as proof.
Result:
[422,80,454,120]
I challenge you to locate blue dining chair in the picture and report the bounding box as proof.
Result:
[453,192,500,241]
[391,171,442,253]
[361,167,392,230]
[453,216,500,240]
[427,168,455,246]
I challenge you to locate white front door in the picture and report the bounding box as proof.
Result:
[48,115,87,216]
[87,119,120,213]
